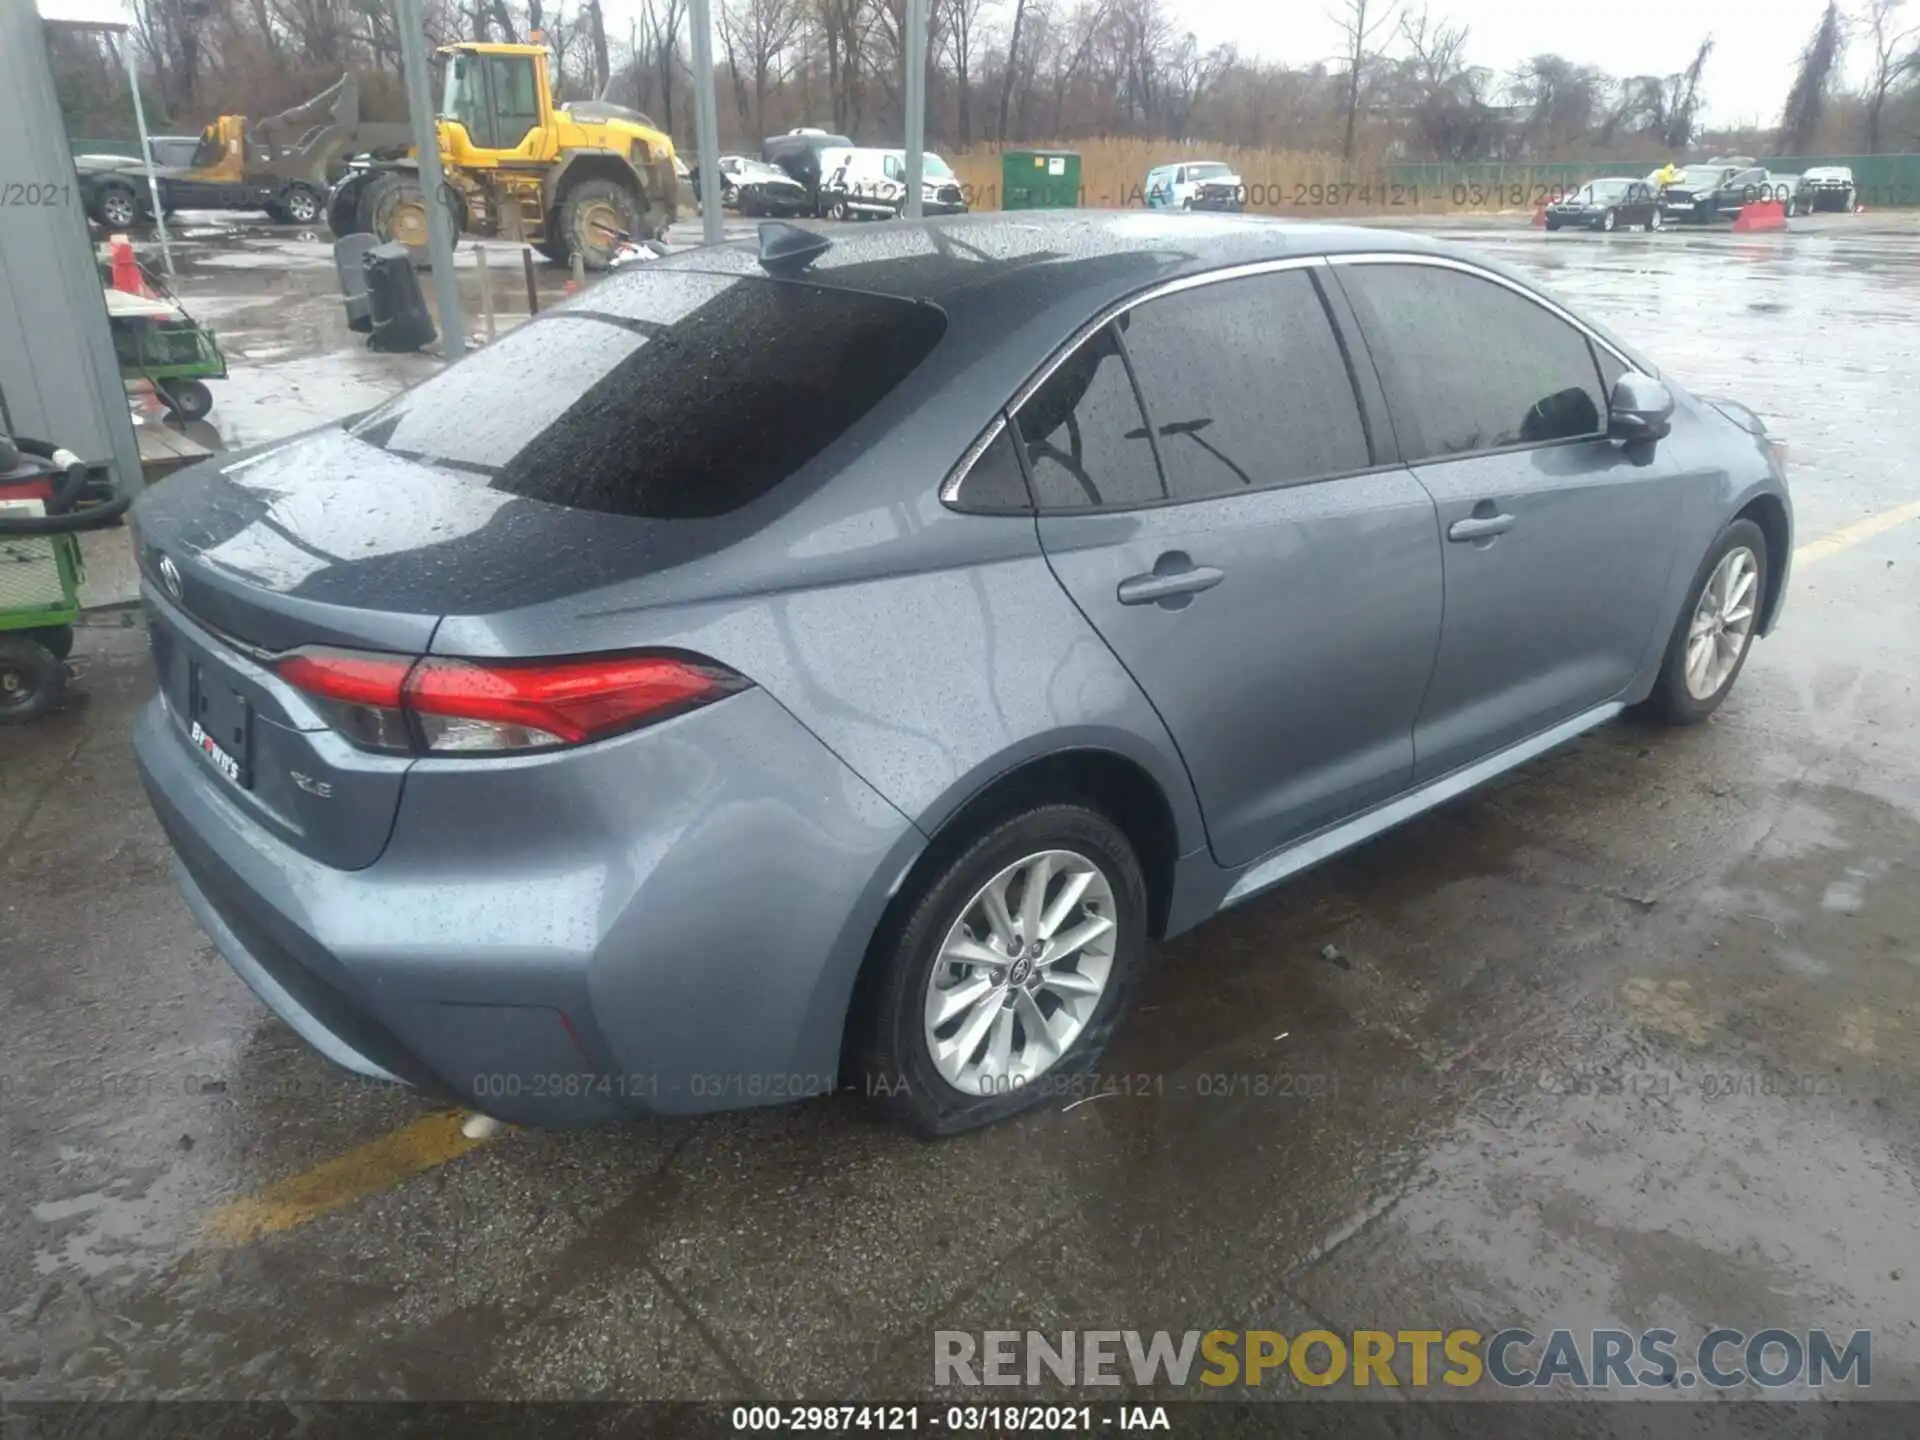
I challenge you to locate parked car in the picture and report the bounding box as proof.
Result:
[1659,163,1777,223]
[1544,178,1662,232]
[1794,165,1858,213]
[712,155,813,216]
[75,137,200,226]
[762,128,854,213]
[131,212,1791,1136]
[1145,160,1245,211]
[818,147,967,218]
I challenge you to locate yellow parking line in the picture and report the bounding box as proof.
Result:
[1795,500,1920,566]
[204,1109,494,1246]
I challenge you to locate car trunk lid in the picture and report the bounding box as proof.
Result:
[132,429,732,871]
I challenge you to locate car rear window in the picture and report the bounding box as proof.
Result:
[347,269,946,519]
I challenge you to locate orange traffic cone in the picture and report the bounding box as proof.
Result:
[108,233,148,295]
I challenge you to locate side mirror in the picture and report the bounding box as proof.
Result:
[1608,372,1674,443]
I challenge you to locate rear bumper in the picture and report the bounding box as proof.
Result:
[134,686,923,1125]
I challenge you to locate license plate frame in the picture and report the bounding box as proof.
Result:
[188,661,252,789]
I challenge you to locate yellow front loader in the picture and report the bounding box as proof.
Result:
[328,41,679,269]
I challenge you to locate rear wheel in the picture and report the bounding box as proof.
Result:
[1544,216,1562,231]
[159,379,213,422]
[94,181,140,229]
[1601,208,1618,232]
[1646,208,1662,231]
[1644,518,1768,725]
[0,637,64,724]
[559,178,644,270]
[279,183,322,226]
[855,803,1150,1136]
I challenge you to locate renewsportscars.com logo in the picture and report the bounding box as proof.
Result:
[934,1328,1872,1391]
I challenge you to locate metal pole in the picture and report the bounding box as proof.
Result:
[688,0,725,246]
[476,243,496,340]
[903,0,927,219]
[395,0,465,356]
[120,33,173,279]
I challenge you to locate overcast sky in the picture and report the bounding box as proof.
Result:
[41,0,1831,129]
[1167,0,1831,128]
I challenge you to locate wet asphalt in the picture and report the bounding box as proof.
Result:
[3,209,1919,1422]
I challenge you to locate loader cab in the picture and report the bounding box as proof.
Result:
[171,116,254,209]
[439,44,552,159]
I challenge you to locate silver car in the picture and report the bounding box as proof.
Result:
[132,213,1791,1135]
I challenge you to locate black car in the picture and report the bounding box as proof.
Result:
[1545,178,1662,233]
[762,130,855,214]
[1659,165,1778,223]
[712,156,813,217]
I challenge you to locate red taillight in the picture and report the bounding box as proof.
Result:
[407,655,742,750]
[276,649,410,708]
[274,648,746,755]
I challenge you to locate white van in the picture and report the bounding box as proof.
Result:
[818,148,968,219]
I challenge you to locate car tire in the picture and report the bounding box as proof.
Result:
[1601,208,1617,232]
[827,199,849,220]
[854,803,1150,1137]
[1646,209,1662,231]
[1544,217,1562,231]
[95,182,140,230]
[280,183,321,226]
[0,636,65,724]
[1644,517,1769,725]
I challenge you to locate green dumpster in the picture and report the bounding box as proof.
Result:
[1002,149,1082,210]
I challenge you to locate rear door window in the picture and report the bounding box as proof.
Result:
[1119,270,1370,501]
[1013,322,1163,510]
[347,269,946,519]
[1337,263,1607,462]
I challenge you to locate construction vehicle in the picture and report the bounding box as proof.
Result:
[78,74,412,228]
[326,41,679,270]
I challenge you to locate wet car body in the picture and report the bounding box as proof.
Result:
[1545,178,1660,232]
[714,156,813,217]
[1661,164,1772,223]
[131,213,1792,1131]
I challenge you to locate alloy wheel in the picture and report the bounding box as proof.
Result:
[922,849,1117,1095]
[284,187,319,224]
[1685,545,1760,699]
[103,190,136,227]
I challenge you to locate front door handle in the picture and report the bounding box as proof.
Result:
[1448,512,1516,542]
[1116,555,1225,607]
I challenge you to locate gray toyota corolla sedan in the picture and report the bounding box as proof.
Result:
[132,212,1791,1135]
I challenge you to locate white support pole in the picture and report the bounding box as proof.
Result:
[903,0,927,219]
[396,0,466,356]
[689,0,726,245]
[120,34,173,280]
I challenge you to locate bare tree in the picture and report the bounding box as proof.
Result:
[942,0,988,144]
[640,0,687,133]
[1780,1,1845,153]
[1331,0,1398,160]
[722,0,802,135]
[1858,0,1920,151]
[997,0,1030,139]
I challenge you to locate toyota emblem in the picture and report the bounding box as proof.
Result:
[158,553,183,601]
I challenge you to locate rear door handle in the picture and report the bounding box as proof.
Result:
[1448,513,1516,542]
[1116,560,1225,607]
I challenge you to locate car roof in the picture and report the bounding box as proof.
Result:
[647,210,1443,309]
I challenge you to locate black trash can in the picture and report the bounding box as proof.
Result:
[364,241,437,354]
[333,233,379,334]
